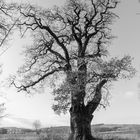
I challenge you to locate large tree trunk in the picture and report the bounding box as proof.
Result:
[67,58,95,140]
[67,57,107,140]
[68,105,95,140]
[67,79,107,140]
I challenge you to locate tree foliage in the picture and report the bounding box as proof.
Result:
[11,0,135,115]
[0,0,16,48]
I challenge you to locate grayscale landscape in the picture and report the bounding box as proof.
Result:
[0,0,139,140]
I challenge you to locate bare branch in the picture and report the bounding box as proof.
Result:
[11,0,135,116]
[86,79,107,114]
[12,68,61,92]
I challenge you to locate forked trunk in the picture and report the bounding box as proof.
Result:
[68,105,96,140]
[67,79,107,140]
[67,58,106,140]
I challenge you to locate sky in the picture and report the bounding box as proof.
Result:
[0,0,139,128]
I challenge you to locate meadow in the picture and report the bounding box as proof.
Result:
[0,124,140,140]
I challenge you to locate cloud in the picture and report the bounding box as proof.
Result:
[124,91,136,98]
[10,117,33,126]
[1,116,33,128]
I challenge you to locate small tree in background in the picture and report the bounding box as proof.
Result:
[12,0,136,140]
[33,120,41,135]
[0,103,6,118]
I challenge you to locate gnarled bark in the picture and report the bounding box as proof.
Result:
[86,79,107,114]
[68,105,95,140]
[68,77,107,140]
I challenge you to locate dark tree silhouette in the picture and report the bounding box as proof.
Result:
[12,0,135,139]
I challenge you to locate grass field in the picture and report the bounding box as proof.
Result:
[0,124,140,140]
[92,124,140,140]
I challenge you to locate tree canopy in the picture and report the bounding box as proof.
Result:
[11,0,135,114]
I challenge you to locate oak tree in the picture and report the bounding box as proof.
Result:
[12,0,135,139]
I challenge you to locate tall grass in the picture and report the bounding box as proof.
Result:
[0,124,140,140]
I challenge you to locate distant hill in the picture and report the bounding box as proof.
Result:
[0,127,33,134]
[41,124,140,139]
[1,124,140,133]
